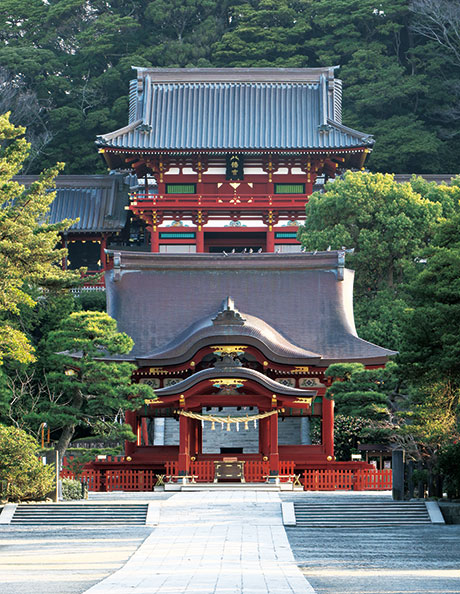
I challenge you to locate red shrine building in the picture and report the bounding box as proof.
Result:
[99,250,395,484]
[96,67,374,256]
[76,67,396,488]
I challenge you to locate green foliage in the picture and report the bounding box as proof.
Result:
[439,442,460,499]
[333,414,376,462]
[326,362,398,427]
[298,172,442,297]
[0,113,80,365]
[399,213,460,386]
[43,311,156,457]
[61,477,83,500]
[0,424,54,501]
[396,381,459,462]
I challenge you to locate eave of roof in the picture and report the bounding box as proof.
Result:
[13,174,130,234]
[105,251,397,365]
[153,366,318,398]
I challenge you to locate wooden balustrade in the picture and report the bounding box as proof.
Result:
[303,468,392,491]
[60,460,392,491]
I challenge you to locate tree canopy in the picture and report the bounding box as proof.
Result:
[0,113,79,365]
[43,310,155,457]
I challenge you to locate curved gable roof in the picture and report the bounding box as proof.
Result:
[137,296,321,365]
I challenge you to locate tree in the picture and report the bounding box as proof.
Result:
[0,424,54,501]
[410,0,460,66]
[43,311,155,458]
[399,212,460,387]
[298,172,442,295]
[395,380,459,465]
[325,362,395,422]
[0,113,79,365]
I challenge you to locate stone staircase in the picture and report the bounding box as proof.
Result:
[293,496,432,527]
[10,503,148,525]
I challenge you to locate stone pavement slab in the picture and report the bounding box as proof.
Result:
[82,491,316,594]
[287,522,460,594]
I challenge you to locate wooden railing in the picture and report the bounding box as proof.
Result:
[130,192,309,210]
[190,460,214,482]
[303,468,392,491]
[61,460,392,491]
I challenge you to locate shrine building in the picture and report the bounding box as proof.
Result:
[97,249,395,483]
[70,67,395,487]
[96,67,374,255]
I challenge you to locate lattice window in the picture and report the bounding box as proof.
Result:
[165,183,196,194]
[274,183,305,194]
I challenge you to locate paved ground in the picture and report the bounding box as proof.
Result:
[286,511,460,594]
[83,491,314,594]
[0,525,153,594]
[1,491,460,594]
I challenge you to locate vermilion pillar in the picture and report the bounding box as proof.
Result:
[190,418,202,456]
[266,228,275,253]
[269,412,279,474]
[259,415,270,457]
[196,228,204,252]
[100,235,107,270]
[178,415,191,475]
[322,397,334,459]
[150,227,160,252]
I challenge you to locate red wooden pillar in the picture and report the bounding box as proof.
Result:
[125,410,136,456]
[189,418,201,456]
[150,227,160,252]
[322,397,334,459]
[266,228,275,253]
[269,412,280,474]
[141,417,149,446]
[196,419,203,455]
[178,415,191,475]
[195,210,206,253]
[259,415,270,457]
[264,210,278,253]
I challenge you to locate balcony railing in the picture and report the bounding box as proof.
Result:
[129,192,309,210]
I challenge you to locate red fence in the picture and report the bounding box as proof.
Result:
[303,468,392,491]
[61,461,391,491]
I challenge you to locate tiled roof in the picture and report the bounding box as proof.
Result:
[105,251,396,365]
[96,68,373,152]
[14,174,132,234]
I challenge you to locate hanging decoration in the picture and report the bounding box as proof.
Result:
[175,409,283,431]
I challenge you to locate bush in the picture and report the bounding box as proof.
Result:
[0,425,54,501]
[439,442,460,499]
[62,478,83,500]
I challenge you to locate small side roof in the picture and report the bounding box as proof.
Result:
[13,174,132,234]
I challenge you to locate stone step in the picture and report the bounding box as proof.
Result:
[11,504,148,525]
[293,501,431,527]
[165,482,289,491]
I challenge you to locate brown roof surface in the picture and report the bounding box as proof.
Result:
[154,367,317,398]
[105,251,396,365]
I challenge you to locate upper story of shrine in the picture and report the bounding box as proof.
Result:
[96,68,374,225]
